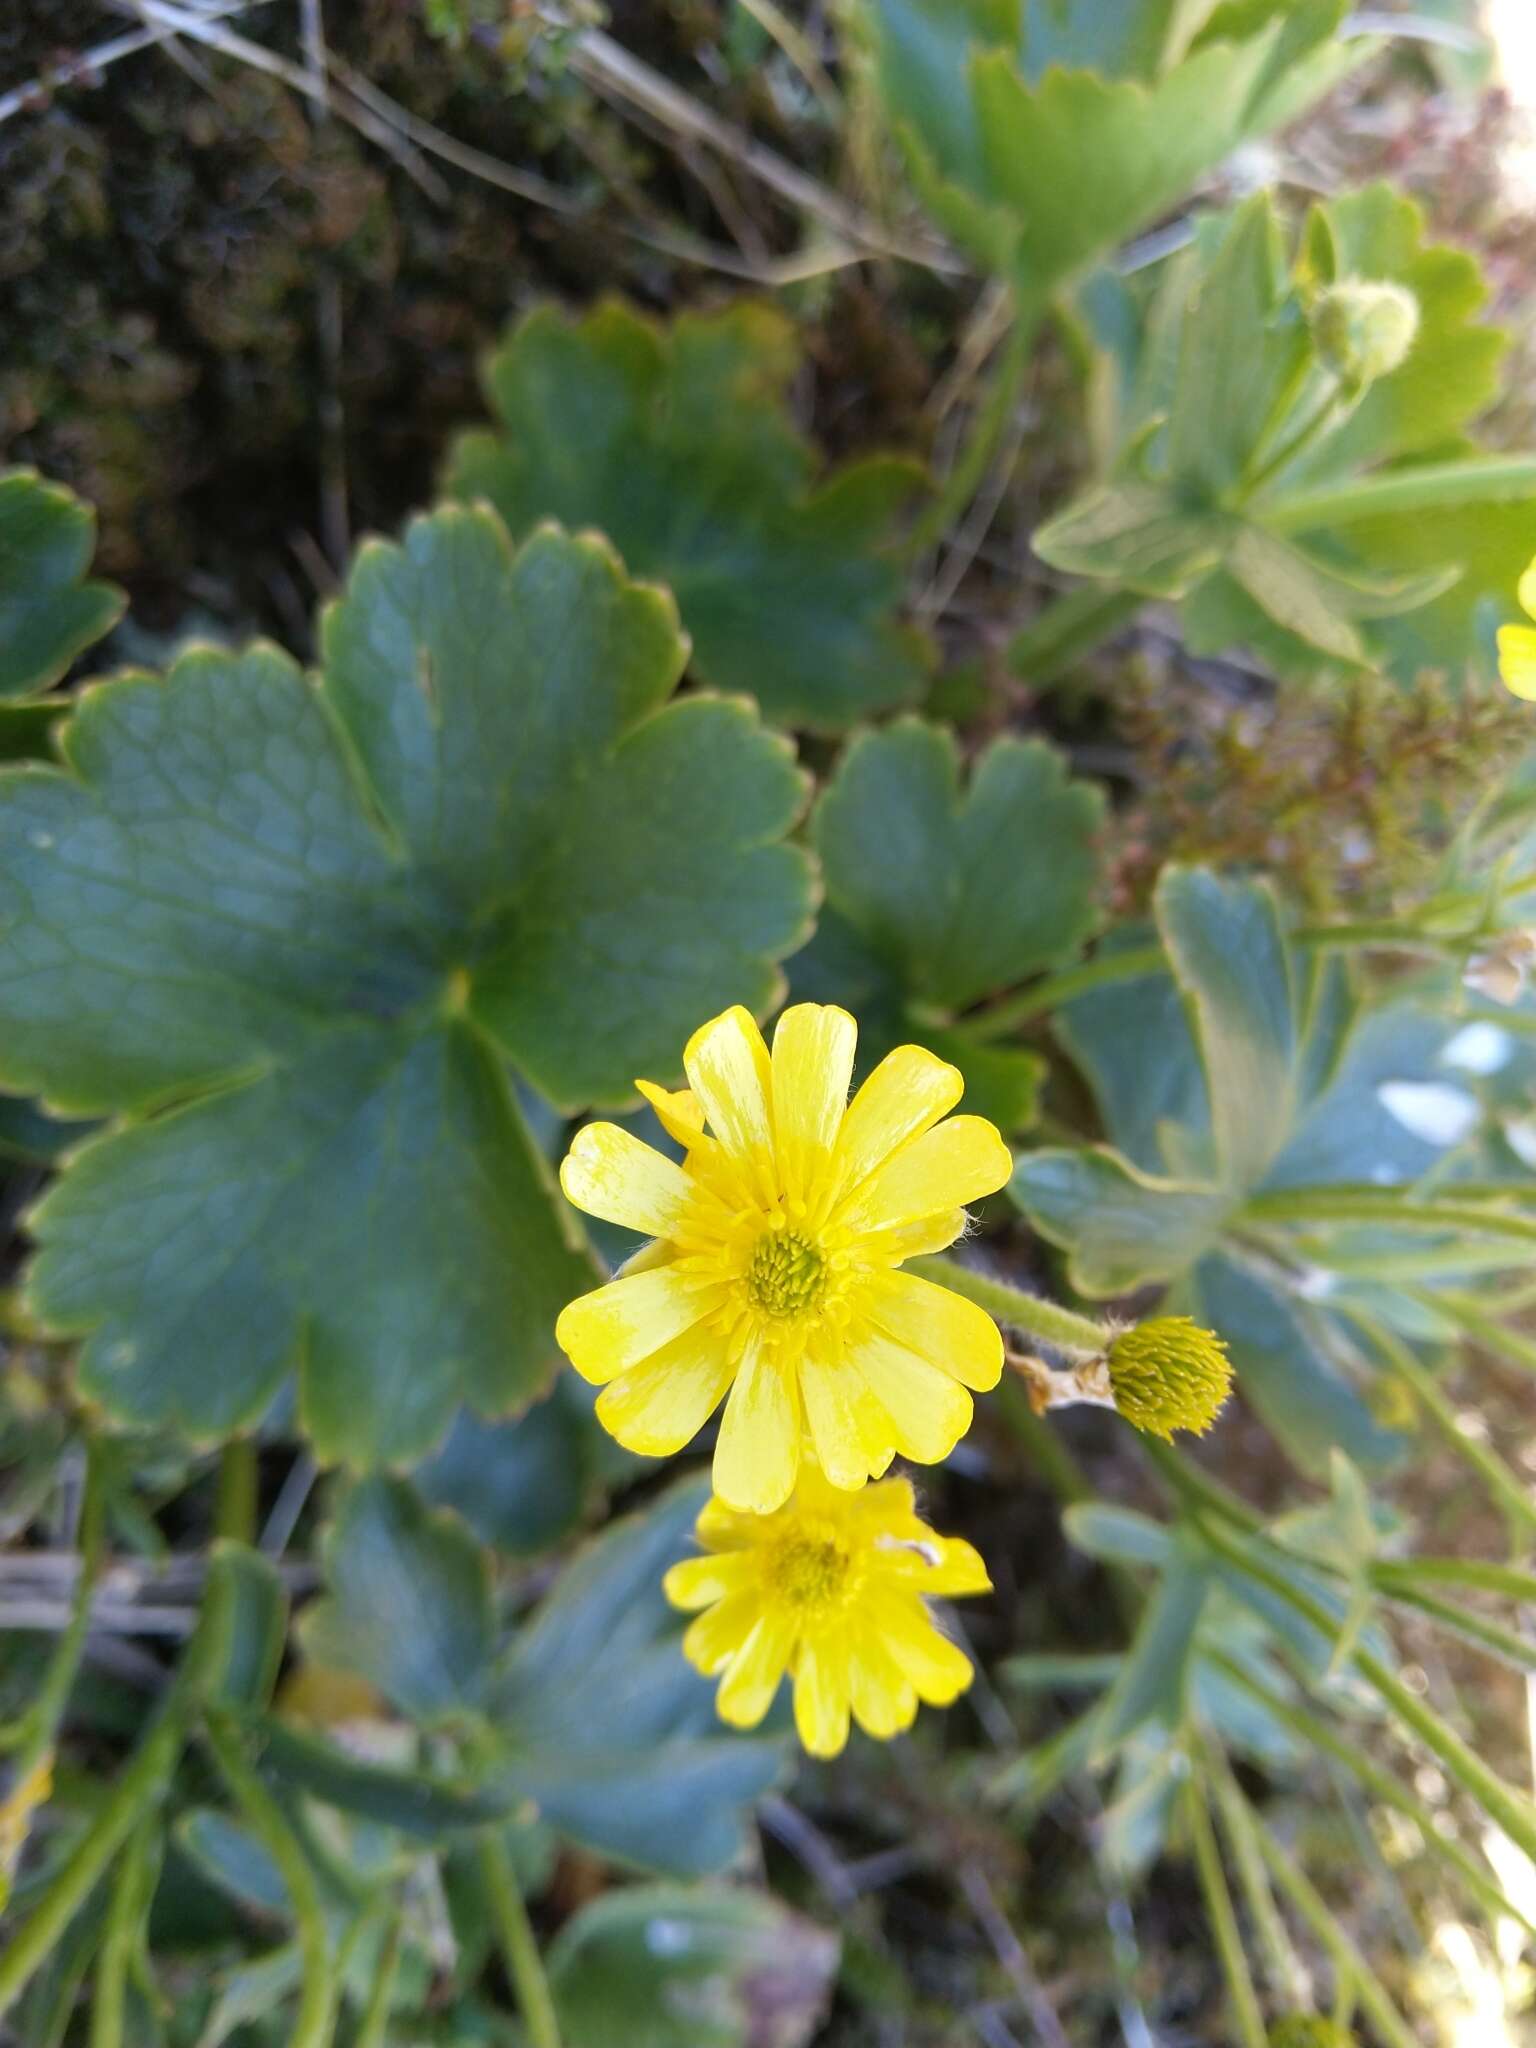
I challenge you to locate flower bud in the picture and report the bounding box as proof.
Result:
[1311,279,1419,385]
[1106,1316,1232,1439]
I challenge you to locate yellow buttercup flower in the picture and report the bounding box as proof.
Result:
[1497,555,1536,700]
[557,1003,1012,1514]
[664,1461,990,1756]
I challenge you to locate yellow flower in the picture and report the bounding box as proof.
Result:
[1498,555,1536,700]
[557,1004,1012,1513]
[664,1461,990,1756]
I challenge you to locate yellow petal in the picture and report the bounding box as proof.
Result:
[799,1345,891,1491]
[681,1591,758,1673]
[1519,554,1536,621]
[696,1495,773,1553]
[876,1595,975,1705]
[560,1122,697,1238]
[881,1532,992,1599]
[664,1552,753,1612]
[634,1078,706,1148]
[849,1329,973,1464]
[556,1267,724,1386]
[838,1116,1012,1235]
[712,1336,801,1513]
[684,1006,774,1162]
[716,1609,796,1727]
[847,1624,919,1739]
[793,1636,852,1756]
[1499,623,1536,702]
[833,1044,964,1197]
[858,1209,968,1266]
[594,1321,735,1455]
[864,1271,1003,1391]
[771,1002,857,1202]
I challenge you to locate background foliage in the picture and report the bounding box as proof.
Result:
[3,1,1536,2043]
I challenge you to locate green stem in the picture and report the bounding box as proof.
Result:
[913,1256,1112,1357]
[1142,1438,1264,1537]
[1184,1772,1268,2048]
[912,307,1039,555]
[1196,1515,1536,1867]
[0,1567,232,2019]
[1265,453,1536,533]
[214,1438,258,1545]
[353,1910,404,2048]
[1206,1648,1531,1938]
[1205,1749,1312,2012]
[1244,1793,1419,2048]
[1008,584,1143,685]
[204,1709,336,2048]
[965,945,1168,1041]
[1290,920,1479,954]
[1243,1188,1536,1246]
[479,1831,562,2048]
[3,1436,109,1764]
[1420,1290,1536,1374]
[1345,1313,1536,1546]
[88,1821,158,2048]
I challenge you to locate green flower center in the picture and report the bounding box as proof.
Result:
[746,1226,826,1319]
[768,1529,853,1610]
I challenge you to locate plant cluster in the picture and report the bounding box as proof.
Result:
[3,3,1536,2044]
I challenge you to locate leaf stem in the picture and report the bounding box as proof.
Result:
[1204,1747,1312,2012]
[1343,1312,1536,1546]
[203,1708,337,2048]
[913,1256,1113,1357]
[88,1820,158,2048]
[1265,453,1536,533]
[963,945,1168,1041]
[0,1563,233,2019]
[479,1830,562,2048]
[1243,1188,1536,1245]
[1008,585,1143,685]
[1242,1788,1420,2048]
[2,1433,108,1769]
[911,306,1039,555]
[352,1909,404,2048]
[1184,1772,1268,2048]
[215,1437,259,1545]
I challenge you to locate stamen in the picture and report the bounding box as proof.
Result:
[746,1226,827,1319]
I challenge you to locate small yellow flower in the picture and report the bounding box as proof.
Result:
[1498,555,1536,700]
[1106,1316,1232,1439]
[557,1004,1012,1514]
[664,1461,990,1756]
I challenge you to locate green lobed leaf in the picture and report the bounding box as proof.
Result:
[547,1884,840,2048]
[812,718,1103,1011]
[487,1478,785,1877]
[301,1475,494,1723]
[0,470,124,702]
[0,510,813,1463]
[413,1378,626,1558]
[445,301,927,730]
[1032,482,1227,596]
[1010,1145,1231,1294]
[1154,865,1296,1190]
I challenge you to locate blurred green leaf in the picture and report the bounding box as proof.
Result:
[446,301,928,729]
[0,470,124,701]
[868,0,1354,302]
[175,1810,289,1919]
[302,1476,494,1723]
[548,1883,839,2048]
[813,720,1103,1011]
[414,1379,626,1558]
[1,510,812,1464]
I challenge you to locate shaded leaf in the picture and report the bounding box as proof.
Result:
[176,1809,289,1919]
[548,1883,840,2048]
[0,510,812,1463]
[1011,1145,1230,1294]
[0,470,124,701]
[446,302,927,729]
[302,1475,494,1722]
[813,719,1103,1011]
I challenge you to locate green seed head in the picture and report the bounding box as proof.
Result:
[1106,1317,1232,1439]
[1268,2019,1357,2048]
[1311,279,1419,385]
